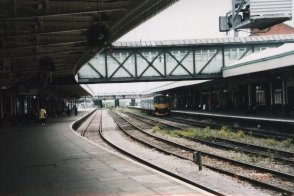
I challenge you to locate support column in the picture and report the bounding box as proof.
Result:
[14,88,17,115]
[248,84,252,112]
[130,98,136,106]
[98,100,103,108]
[0,89,3,129]
[115,99,119,107]
[282,79,289,116]
[173,94,177,109]
[10,87,16,116]
[231,91,234,111]
[199,90,202,109]
[269,80,274,113]
[208,92,212,111]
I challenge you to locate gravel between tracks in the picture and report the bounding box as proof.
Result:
[81,110,276,195]
[125,112,294,175]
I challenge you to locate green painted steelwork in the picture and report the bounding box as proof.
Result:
[77,35,294,83]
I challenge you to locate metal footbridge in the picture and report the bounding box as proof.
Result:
[77,34,294,83]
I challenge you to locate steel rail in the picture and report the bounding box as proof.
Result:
[170,113,294,141]
[165,114,294,139]
[114,111,294,194]
[81,110,98,137]
[125,111,294,164]
[102,111,225,196]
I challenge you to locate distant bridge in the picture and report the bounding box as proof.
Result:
[95,92,142,100]
[77,34,294,83]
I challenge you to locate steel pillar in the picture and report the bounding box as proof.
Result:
[248,84,252,112]
[269,80,274,113]
[130,98,136,106]
[282,79,289,116]
[115,99,119,107]
[0,89,3,129]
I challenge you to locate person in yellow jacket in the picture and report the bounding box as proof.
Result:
[39,108,47,126]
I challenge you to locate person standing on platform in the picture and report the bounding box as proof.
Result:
[39,108,47,126]
[73,105,78,116]
[66,105,71,116]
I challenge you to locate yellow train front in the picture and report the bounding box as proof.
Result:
[141,94,170,116]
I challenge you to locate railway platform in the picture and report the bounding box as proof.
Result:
[0,110,210,195]
[171,110,294,124]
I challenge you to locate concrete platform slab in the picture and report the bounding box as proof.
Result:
[0,110,212,196]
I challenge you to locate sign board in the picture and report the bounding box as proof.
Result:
[220,0,292,31]
[18,86,38,95]
[0,58,10,73]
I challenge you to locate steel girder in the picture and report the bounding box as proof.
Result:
[77,41,286,83]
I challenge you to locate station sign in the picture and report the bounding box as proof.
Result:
[18,86,38,95]
[0,58,10,73]
[220,0,292,32]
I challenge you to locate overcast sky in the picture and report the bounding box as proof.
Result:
[86,0,294,96]
[118,0,232,41]
[118,0,294,42]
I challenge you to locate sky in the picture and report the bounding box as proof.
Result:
[118,0,233,42]
[118,0,294,42]
[85,0,294,96]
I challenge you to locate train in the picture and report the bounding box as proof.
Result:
[140,94,171,116]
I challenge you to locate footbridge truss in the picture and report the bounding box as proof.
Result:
[77,34,294,83]
[96,92,142,100]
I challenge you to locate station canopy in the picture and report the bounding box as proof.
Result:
[0,0,177,96]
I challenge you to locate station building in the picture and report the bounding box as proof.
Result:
[153,25,294,116]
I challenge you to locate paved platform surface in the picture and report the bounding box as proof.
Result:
[0,110,208,196]
[172,110,294,123]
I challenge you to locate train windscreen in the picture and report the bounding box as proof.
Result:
[154,96,169,104]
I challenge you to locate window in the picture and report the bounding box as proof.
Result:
[195,50,208,61]
[274,89,282,104]
[154,96,169,104]
[256,86,266,105]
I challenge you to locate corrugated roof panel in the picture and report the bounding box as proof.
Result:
[113,34,294,48]
[257,36,264,41]
[155,41,161,46]
[266,36,276,41]
[190,40,197,45]
[164,40,172,45]
[252,37,259,42]
[172,40,179,45]
[178,40,183,44]
[210,38,217,44]
[271,35,278,40]
[284,34,293,39]
[244,37,252,42]
[228,38,235,42]
[203,39,210,44]
[239,37,247,43]
[196,39,202,44]
[216,38,223,43]
[277,35,284,40]
[233,37,241,43]
[206,39,213,43]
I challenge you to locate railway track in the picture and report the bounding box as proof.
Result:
[80,110,99,137]
[124,111,294,165]
[114,110,294,195]
[170,113,294,142]
[94,110,225,196]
